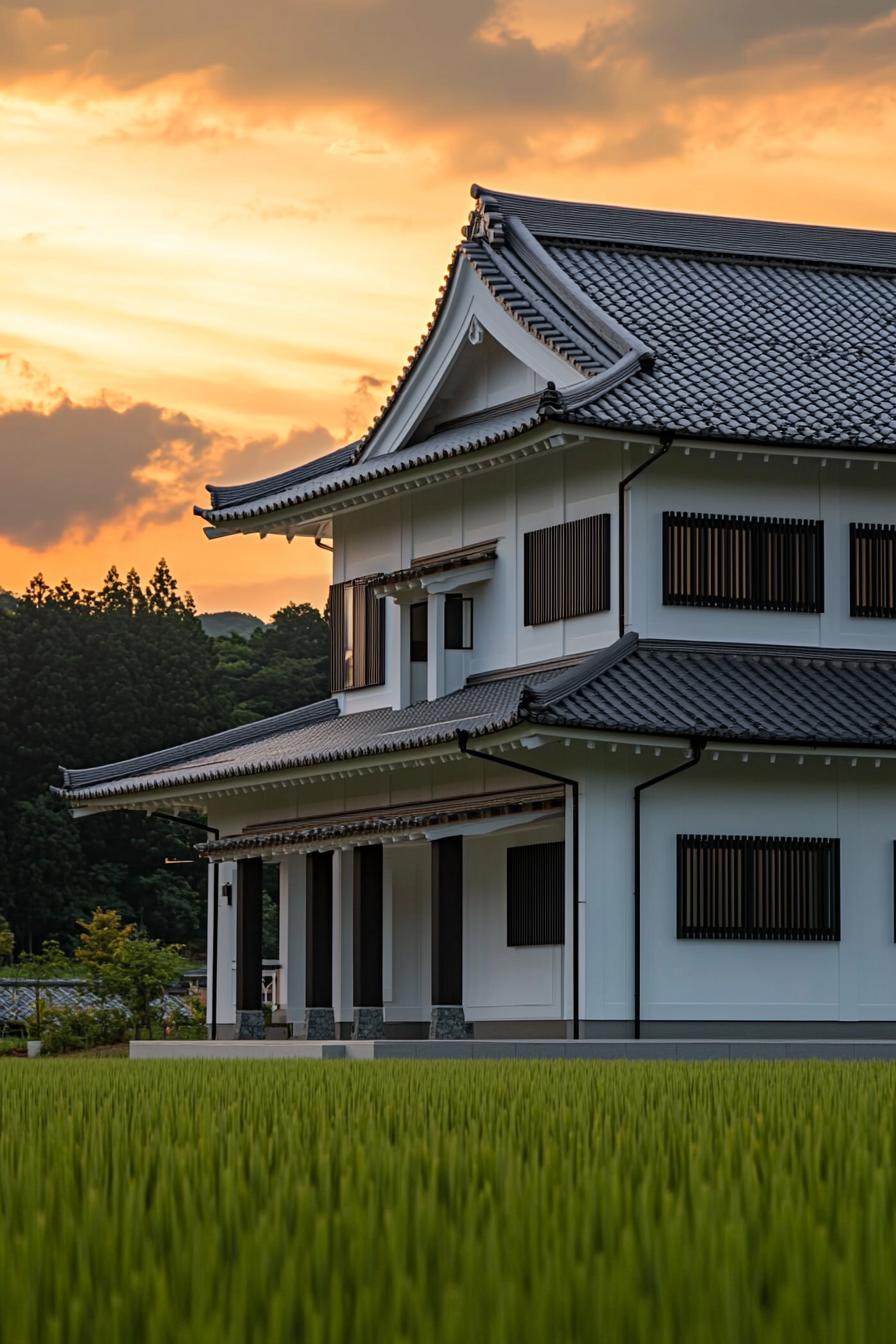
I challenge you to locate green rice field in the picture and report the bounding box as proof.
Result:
[2,1060,896,1343]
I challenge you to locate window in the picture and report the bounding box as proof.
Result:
[851,523,896,618]
[444,594,473,650]
[507,841,565,946]
[524,514,611,626]
[663,513,824,612]
[328,578,385,692]
[409,601,428,662]
[677,835,840,941]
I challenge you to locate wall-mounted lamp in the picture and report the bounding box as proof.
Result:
[221,882,233,906]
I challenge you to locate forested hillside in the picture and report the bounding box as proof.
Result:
[0,562,329,955]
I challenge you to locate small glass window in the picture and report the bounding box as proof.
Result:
[444,594,473,650]
[410,601,428,662]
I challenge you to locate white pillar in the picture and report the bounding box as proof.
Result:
[279,855,307,1026]
[427,593,446,701]
[206,860,237,1027]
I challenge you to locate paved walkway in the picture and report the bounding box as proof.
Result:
[130,1039,896,1061]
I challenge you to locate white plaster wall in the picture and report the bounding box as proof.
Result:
[331,440,623,711]
[464,818,565,1022]
[630,452,896,649]
[578,749,896,1025]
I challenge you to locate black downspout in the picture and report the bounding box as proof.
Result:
[618,431,674,639]
[152,811,220,1042]
[457,731,581,1040]
[633,738,705,1039]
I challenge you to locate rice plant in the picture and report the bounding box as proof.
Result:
[1,1061,895,1343]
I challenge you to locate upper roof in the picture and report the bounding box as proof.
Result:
[197,185,896,532]
[55,636,896,808]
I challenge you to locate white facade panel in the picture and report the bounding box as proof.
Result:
[578,751,896,1026]
[463,820,564,1021]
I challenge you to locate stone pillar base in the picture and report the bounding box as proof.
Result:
[235,1009,265,1041]
[301,1007,336,1040]
[429,1005,467,1040]
[352,1007,384,1040]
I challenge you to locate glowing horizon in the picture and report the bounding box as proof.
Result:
[2,0,895,618]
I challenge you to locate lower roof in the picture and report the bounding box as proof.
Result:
[199,784,564,860]
[54,637,896,809]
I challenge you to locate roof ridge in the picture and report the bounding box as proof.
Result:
[637,638,896,662]
[56,698,339,790]
[523,632,640,709]
[503,214,655,368]
[473,185,896,272]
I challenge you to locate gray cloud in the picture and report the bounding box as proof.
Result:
[0,1,600,128]
[598,0,896,77]
[213,424,338,490]
[0,398,215,545]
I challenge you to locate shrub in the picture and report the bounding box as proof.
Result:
[32,1005,130,1055]
[0,1037,26,1057]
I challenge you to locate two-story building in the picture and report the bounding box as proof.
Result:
[55,185,896,1042]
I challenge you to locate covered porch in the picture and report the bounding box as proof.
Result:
[203,783,572,1041]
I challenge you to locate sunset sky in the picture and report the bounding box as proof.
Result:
[2,0,895,617]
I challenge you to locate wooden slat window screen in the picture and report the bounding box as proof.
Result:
[507,841,565,946]
[328,578,385,693]
[677,835,840,941]
[663,512,824,612]
[850,523,896,618]
[524,514,611,626]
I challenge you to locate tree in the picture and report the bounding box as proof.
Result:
[0,912,13,963]
[105,935,186,1039]
[16,937,69,1037]
[74,907,134,989]
[218,601,329,722]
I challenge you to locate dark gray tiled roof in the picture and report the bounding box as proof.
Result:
[0,979,187,1025]
[54,674,536,804]
[55,638,896,809]
[206,443,359,511]
[527,634,896,747]
[57,697,340,791]
[549,243,896,448]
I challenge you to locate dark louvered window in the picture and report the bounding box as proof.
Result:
[663,513,824,612]
[524,514,611,626]
[507,842,565,946]
[850,523,896,618]
[328,578,385,692]
[677,835,840,941]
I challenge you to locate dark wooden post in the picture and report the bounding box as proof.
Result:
[430,836,466,1039]
[303,851,336,1039]
[352,845,384,1038]
[235,857,264,1039]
